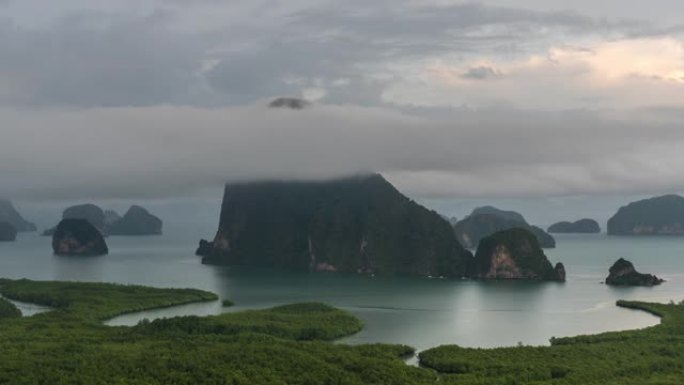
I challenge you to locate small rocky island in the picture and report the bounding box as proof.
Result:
[605,258,663,286]
[43,204,106,236]
[608,194,684,235]
[0,200,36,232]
[468,228,565,281]
[548,219,601,234]
[52,219,108,256]
[268,97,310,109]
[453,206,556,249]
[108,206,162,235]
[198,174,473,277]
[0,222,17,242]
[44,204,162,236]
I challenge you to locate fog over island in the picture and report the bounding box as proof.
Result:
[2,0,684,223]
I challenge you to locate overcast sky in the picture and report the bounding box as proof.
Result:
[2,0,684,221]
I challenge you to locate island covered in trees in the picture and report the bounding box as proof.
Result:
[43,203,162,236]
[197,174,564,280]
[608,194,684,235]
[198,174,473,277]
[453,206,556,248]
[548,218,601,234]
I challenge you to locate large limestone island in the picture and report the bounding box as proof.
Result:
[44,204,162,236]
[108,205,162,235]
[605,258,663,286]
[0,200,36,232]
[608,194,684,235]
[548,218,601,234]
[469,228,565,281]
[0,222,17,242]
[52,219,109,256]
[453,206,556,249]
[198,174,473,277]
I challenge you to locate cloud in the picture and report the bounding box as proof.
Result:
[0,11,206,107]
[0,1,657,108]
[461,65,501,79]
[2,1,684,204]
[384,37,684,109]
[2,103,684,201]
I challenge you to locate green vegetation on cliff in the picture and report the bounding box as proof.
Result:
[608,194,684,235]
[200,174,471,277]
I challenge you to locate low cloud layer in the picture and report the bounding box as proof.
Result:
[2,1,684,202]
[2,103,684,201]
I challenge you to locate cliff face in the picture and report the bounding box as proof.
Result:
[608,195,684,235]
[453,207,555,249]
[198,174,472,277]
[0,222,17,242]
[469,228,565,281]
[52,219,108,256]
[0,200,36,232]
[108,206,162,236]
[605,258,663,286]
[548,219,601,234]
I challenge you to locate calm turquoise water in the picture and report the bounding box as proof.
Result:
[0,231,681,354]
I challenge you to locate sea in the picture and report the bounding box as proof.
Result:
[1,224,681,355]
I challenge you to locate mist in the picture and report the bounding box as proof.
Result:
[2,103,684,203]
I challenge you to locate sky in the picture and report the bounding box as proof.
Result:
[3,0,684,225]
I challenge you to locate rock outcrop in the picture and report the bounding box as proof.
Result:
[52,219,108,256]
[0,222,17,242]
[195,239,213,256]
[548,219,601,234]
[605,258,663,286]
[468,228,565,281]
[453,207,555,249]
[0,200,36,232]
[608,195,684,236]
[268,97,310,110]
[198,174,472,277]
[43,203,105,236]
[108,206,162,236]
